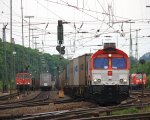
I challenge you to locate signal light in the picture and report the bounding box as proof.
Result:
[56,45,65,55]
[60,46,65,55]
[56,45,61,51]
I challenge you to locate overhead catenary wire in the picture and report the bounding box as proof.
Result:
[0,0,149,57]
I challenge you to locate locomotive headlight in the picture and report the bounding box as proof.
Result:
[93,77,97,82]
[123,79,127,83]
[28,82,30,85]
[120,78,127,83]
[120,79,123,83]
[97,79,101,82]
[108,54,112,57]
[93,75,101,83]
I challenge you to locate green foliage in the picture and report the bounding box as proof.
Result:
[0,81,2,89]
[112,107,139,115]
[98,106,150,116]
[147,75,150,88]
[0,38,68,89]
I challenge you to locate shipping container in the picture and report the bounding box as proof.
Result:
[79,54,91,85]
[68,60,73,85]
[73,58,79,85]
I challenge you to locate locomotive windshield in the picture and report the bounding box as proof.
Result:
[17,74,31,79]
[112,58,126,69]
[94,58,108,69]
[136,75,142,79]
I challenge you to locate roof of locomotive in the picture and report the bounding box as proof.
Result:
[91,47,128,59]
[16,72,31,76]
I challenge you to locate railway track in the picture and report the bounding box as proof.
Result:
[76,112,150,120]
[4,102,150,120]
[130,90,150,97]
[0,91,85,111]
[0,91,50,110]
[0,92,19,101]
[131,88,150,93]
[1,90,150,120]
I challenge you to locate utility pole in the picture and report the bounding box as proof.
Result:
[2,24,8,93]
[25,16,34,48]
[129,23,132,57]
[127,21,135,58]
[10,0,12,44]
[135,29,141,60]
[10,0,13,97]
[33,36,39,49]
[21,0,24,47]
[21,0,25,95]
[30,28,37,49]
[3,24,8,42]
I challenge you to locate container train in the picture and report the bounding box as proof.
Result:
[16,72,40,91]
[130,73,148,90]
[57,43,130,103]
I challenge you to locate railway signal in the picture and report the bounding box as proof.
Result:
[56,20,65,55]
[56,45,65,55]
[57,20,63,44]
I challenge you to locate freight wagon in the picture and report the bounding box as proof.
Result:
[40,73,52,90]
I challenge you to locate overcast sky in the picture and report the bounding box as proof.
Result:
[0,0,150,59]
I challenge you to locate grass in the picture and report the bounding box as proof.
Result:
[112,106,150,115]
[112,107,139,115]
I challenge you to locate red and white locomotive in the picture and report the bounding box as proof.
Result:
[88,43,130,103]
[130,73,148,90]
[16,72,32,90]
[59,43,130,103]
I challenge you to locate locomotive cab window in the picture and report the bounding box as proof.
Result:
[94,58,108,69]
[17,74,31,79]
[24,75,31,79]
[18,75,23,79]
[112,58,126,69]
[136,75,142,79]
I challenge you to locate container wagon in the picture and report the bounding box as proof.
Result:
[40,73,52,90]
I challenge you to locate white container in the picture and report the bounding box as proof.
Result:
[73,58,79,85]
[40,73,51,87]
